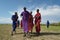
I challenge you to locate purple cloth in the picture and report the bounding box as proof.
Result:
[21,11,29,33]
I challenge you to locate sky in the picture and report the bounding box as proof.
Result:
[0,0,60,24]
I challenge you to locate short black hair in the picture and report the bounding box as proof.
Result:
[15,12,17,14]
[37,9,39,12]
[15,12,17,15]
[23,7,26,10]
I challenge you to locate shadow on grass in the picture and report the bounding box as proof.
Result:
[30,32,60,37]
[15,32,24,35]
[15,32,60,37]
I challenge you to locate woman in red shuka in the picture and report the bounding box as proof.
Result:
[28,11,34,33]
[34,9,41,34]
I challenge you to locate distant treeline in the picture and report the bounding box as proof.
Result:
[41,22,60,26]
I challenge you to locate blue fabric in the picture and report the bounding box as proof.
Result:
[12,15,18,22]
[47,21,49,28]
[47,21,49,26]
[12,15,18,31]
[12,21,17,31]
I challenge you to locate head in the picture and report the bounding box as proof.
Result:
[47,20,49,21]
[30,11,32,14]
[15,12,18,16]
[23,7,26,11]
[37,9,39,13]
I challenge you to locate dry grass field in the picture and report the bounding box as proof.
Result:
[0,24,60,40]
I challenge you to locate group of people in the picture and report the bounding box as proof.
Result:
[11,7,41,37]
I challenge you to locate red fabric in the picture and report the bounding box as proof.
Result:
[28,14,33,32]
[20,20,23,28]
[35,12,41,33]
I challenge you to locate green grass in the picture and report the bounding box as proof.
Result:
[0,24,60,40]
[42,25,60,32]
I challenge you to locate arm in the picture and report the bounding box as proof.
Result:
[11,15,14,20]
[39,13,41,22]
[21,12,23,16]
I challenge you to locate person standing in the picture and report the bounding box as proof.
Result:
[28,11,34,33]
[34,9,41,35]
[47,20,50,28]
[21,7,29,37]
[11,12,18,35]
